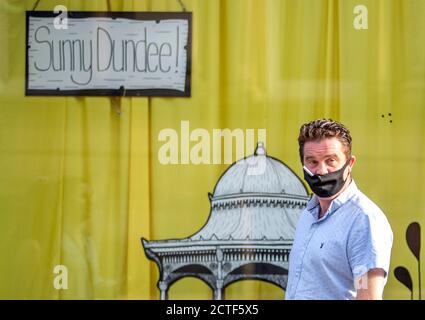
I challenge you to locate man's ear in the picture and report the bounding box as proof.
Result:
[349,155,357,171]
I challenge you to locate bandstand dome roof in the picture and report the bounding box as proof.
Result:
[213,142,307,197]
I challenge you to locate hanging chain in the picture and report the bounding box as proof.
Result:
[177,0,187,12]
[32,0,41,11]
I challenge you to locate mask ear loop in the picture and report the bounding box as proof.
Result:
[344,158,353,182]
[303,166,315,177]
[346,157,353,173]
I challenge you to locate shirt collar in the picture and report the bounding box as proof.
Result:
[306,180,358,219]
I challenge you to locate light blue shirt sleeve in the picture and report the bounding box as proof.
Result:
[347,209,393,280]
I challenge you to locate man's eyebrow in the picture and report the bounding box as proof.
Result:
[326,153,339,159]
[304,154,340,160]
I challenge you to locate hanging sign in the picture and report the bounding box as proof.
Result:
[26,11,192,96]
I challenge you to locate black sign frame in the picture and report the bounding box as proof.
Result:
[25,11,192,97]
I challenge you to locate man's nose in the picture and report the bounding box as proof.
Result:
[315,163,329,175]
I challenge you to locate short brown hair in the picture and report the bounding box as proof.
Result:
[298,119,352,162]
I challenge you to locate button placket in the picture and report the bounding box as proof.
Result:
[291,222,319,295]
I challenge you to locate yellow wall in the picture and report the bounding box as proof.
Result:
[0,0,424,299]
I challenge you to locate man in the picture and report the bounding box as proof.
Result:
[285,119,393,300]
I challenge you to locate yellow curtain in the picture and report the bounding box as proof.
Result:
[0,0,424,299]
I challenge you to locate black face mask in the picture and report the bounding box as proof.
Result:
[303,160,351,198]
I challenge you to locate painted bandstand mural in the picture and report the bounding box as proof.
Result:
[142,143,310,299]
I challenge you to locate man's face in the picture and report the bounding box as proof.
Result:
[303,137,353,179]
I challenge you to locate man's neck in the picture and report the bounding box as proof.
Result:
[318,200,331,219]
[317,178,352,219]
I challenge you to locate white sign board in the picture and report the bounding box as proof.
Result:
[26,12,192,96]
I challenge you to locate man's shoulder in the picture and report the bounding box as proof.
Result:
[347,187,392,235]
[348,187,386,218]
